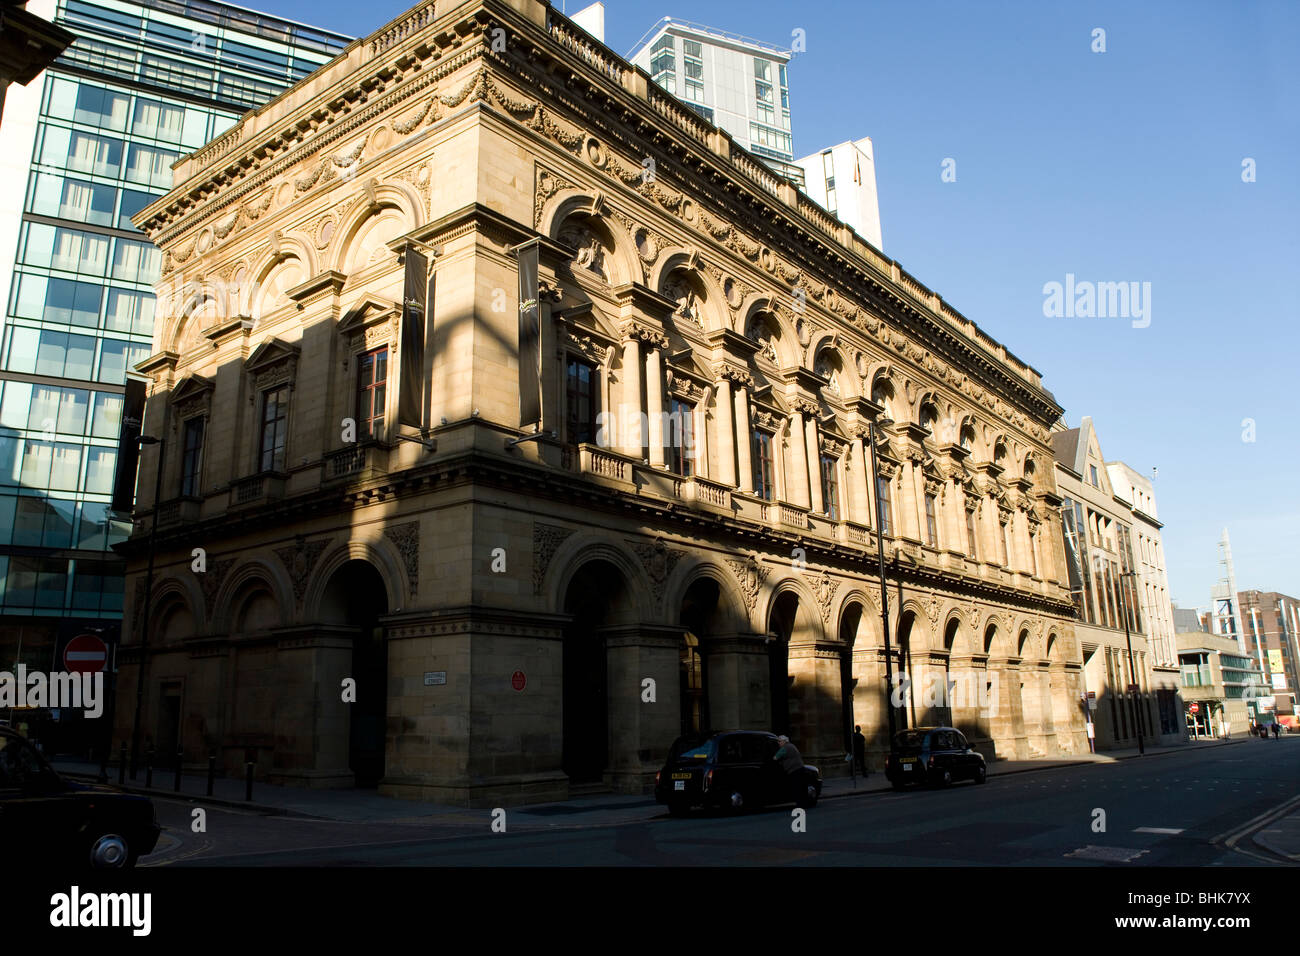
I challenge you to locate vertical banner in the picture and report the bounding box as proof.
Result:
[399,248,428,428]
[111,377,147,513]
[516,241,542,428]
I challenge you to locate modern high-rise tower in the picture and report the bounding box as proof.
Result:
[628,17,803,185]
[0,0,348,711]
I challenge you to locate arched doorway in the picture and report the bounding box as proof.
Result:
[941,618,960,727]
[319,560,389,788]
[561,560,630,785]
[839,603,863,760]
[896,610,919,729]
[767,591,799,736]
[679,577,724,736]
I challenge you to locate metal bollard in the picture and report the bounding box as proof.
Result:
[174,750,183,792]
[118,742,127,785]
[207,753,215,797]
[145,747,154,788]
[245,762,254,802]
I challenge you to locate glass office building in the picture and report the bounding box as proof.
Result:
[628,18,804,187]
[0,0,348,714]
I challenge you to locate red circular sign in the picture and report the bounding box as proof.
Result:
[64,634,108,674]
[511,670,526,691]
[1189,702,1200,715]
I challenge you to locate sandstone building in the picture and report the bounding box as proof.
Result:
[120,0,1086,806]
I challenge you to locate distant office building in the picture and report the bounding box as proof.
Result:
[0,0,347,739]
[628,17,802,185]
[1176,630,1265,737]
[1052,416,1185,750]
[796,138,882,251]
[1239,590,1300,720]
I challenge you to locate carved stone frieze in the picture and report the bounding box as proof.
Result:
[383,522,420,599]
[533,523,575,594]
[727,555,769,612]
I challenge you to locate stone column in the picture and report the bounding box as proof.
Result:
[733,379,753,495]
[645,343,665,468]
[986,658,1028,759]
[852,649,892,770]
[788,408,810,508]
[271,626,355,788]
[805,411,824,513]
[706,635,770,730]
[948,655,986,748]
[603,624,681,794]
[621,336,642,458]
[788,643,847,773]
[714,377,735,486]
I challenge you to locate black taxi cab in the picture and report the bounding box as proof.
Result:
[884,726,987,789]
[654,730,822,815]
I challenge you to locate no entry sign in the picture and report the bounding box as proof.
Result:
[1189,702,1200,715]
[64,634,108,673]
[511,670,526,691]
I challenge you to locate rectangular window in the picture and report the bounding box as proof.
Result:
[753,58,770,81]
[1089,464,1099,487]
[259,385,289,472]
[125,143,179,189]
[565,357,597,446]
[356,346,387,441]
[180,417,204,497]
[965,508,978,559]
[876,475,893,536]
[999,521,1010,566]
[821,454,839,520]
[72,83,130,130]
[45,279,102,327]
[668,397,694,477]
[924,493,938,547]
[753,430,774,501]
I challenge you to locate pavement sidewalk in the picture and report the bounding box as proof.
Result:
[49,733,1264,827]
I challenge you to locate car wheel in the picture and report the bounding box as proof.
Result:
[88,832,135,868]
[729,791,744,811]
[975,765,987,784]
[797,783,819,810]
[938,769,952,788]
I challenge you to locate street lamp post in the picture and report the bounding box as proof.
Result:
[868,417,897,750]
[129,434,164,779]
[1118,569,1145,756]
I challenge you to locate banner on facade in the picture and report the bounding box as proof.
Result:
[399,248,428,428]
[110,376,148,513]
[516,240,542,427]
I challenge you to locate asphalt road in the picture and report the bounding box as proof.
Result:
[141,739,1299,866]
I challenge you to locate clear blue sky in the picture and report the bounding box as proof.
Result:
[268,0,1299,610]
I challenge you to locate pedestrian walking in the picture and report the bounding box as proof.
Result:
[1272,721,1281,739]
[852,725,867,775]
[1222,718,1230,740]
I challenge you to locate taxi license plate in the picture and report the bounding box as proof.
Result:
[671,772,692,780]
[674,780,685,790]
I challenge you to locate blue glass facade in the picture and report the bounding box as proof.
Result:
[0,0,347,655]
